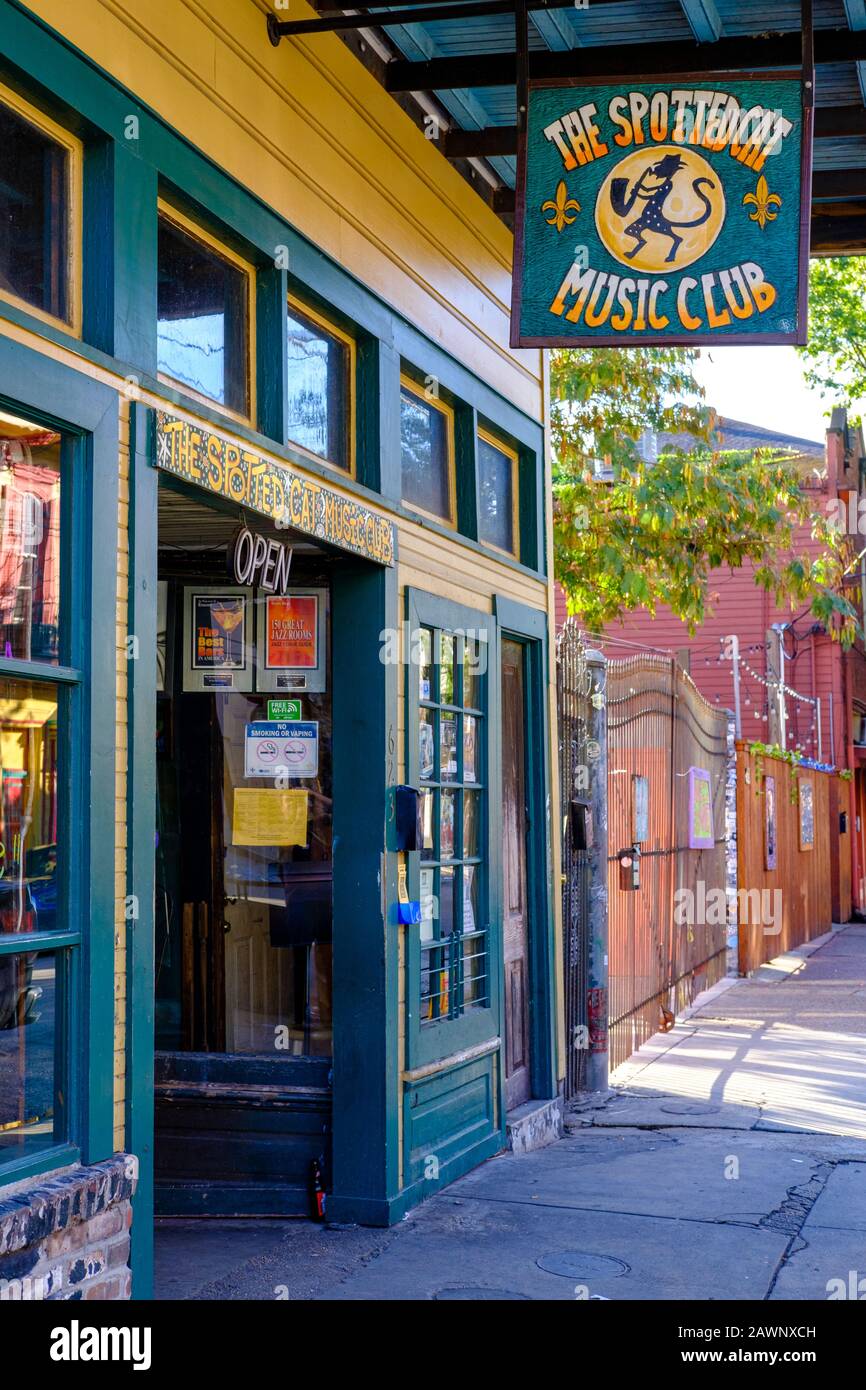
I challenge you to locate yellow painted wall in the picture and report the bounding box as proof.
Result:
[22,0,544,422]
[7,0,564,1159]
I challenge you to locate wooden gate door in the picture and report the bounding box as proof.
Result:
[502,638,531,1110]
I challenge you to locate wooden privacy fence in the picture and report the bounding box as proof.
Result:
[735,744,851,975]
[607,656,729,1071]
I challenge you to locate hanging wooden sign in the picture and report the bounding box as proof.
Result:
[511,76,811,347]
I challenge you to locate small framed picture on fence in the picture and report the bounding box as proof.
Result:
[687,767,714,850]
[799,779,815,851]
[633,774,649,844]
[765,774,777,871]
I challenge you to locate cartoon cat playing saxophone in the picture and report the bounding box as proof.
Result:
[609,152,717,264]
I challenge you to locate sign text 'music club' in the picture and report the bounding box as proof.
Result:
[514,79,805,346]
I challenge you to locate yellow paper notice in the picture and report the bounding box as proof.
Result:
[232,788,309,847]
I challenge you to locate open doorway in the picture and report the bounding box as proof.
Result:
[153,481,334,1215]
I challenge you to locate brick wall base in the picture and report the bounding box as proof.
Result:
[0,1155,137,1300]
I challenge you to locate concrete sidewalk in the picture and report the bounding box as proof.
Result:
[154,924,866,1300]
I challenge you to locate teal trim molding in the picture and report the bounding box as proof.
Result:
[126,403,157,1298]
[328,555,402,1225]
[454,404,480,542]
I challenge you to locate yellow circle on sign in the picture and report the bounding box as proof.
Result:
[595,145,726,274]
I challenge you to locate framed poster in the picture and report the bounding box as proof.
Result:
[687,767,714,849]
[512,76,810,348]
[182,585,253,692]
[765,773,778,871]
[256,588,327,693]
[799,778,815,850]
[419,717,434,780]
[463,714,478,784]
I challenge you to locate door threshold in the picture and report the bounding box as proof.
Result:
[505,1096,563,1155]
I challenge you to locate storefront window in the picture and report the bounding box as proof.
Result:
[286,298,353,472]
[0,410,70,1172]
[0,414,61,663]
[0,675,60,934]
[157,206,252,417]
[401,378,455,525]
[477,431,518,555]
[0,950,65,1160]
[154,545,333,1058]
[217,678,333,1056]
[418,625,487,1022]
[0,89,79,330]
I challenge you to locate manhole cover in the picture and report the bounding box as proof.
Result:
[659,1101,720,1116]
[536,1252,630,1279]
[434,1287,530,1300]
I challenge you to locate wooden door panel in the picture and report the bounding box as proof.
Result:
[505,958,527,1074]
[225,900,295,1053]
[502,639,531,1111]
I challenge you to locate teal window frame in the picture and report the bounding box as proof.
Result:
[405,588,501,1071]
[0,335,118,1188]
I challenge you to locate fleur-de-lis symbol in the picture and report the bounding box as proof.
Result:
[541,180,581,232]
[742,175,782,229]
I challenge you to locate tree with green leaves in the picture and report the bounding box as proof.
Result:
[551,345,860,642]
[798,256,866,408]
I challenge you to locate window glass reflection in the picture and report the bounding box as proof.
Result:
[419,787,435,861]
[217,680,332,1056]
[0,100,70,323]
[158,213,249,415]
[0,950,64,1159]
[286,304,350,469]
[440,712,458,782]
[401,385,452,522]
[0,677,60,939]
[418,627,433,702]
[417,619,487,1024]
[0,414,61,664]
[478,435,516,554]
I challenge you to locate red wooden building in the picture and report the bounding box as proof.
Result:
[557,409,866,916]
